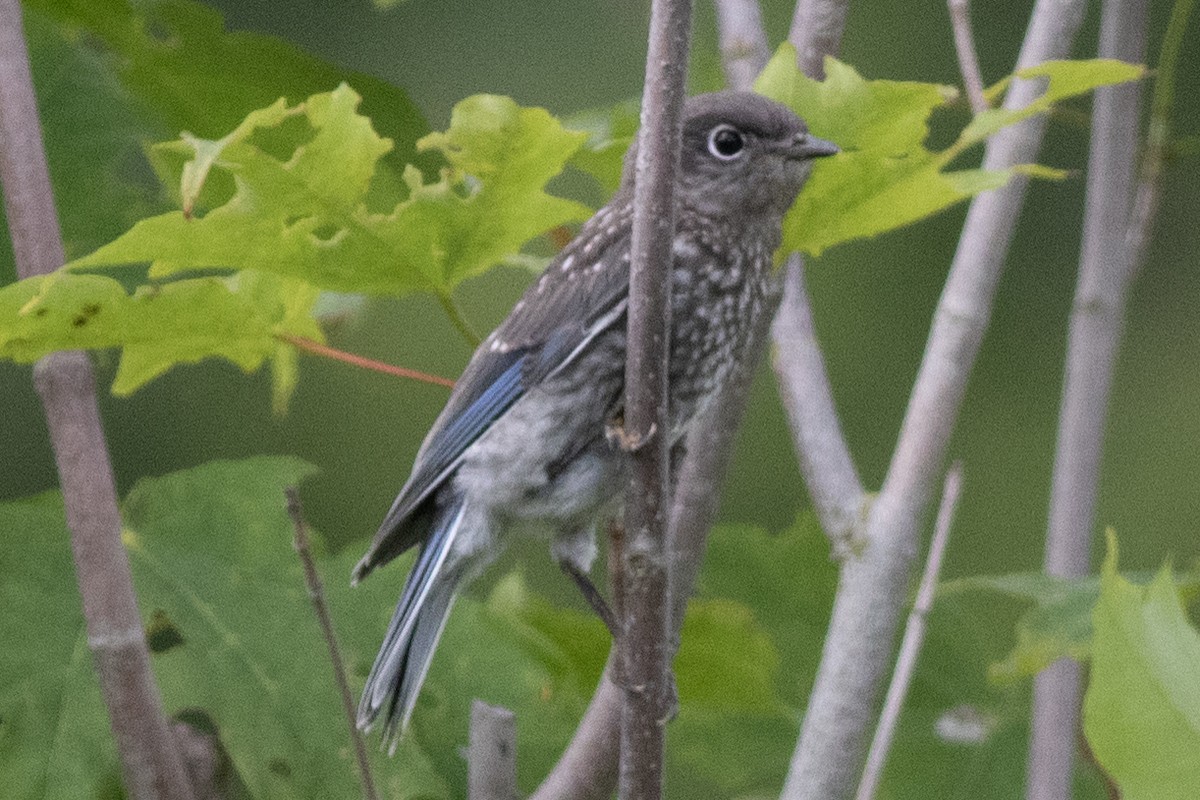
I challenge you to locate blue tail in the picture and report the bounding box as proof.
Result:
[357,500,467,749]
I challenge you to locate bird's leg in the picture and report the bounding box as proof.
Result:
[558,559,622,639]
[558,557,633,689]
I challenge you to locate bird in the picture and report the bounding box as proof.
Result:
[352,90,838,747]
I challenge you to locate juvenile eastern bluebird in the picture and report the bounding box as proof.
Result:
[352,91,838,745]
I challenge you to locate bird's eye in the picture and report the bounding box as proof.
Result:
[707,125,745,160]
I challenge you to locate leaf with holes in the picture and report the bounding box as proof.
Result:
[68,88,590,297]
[0,271,320,407]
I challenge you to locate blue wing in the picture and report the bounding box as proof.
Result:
[352,201,633,582]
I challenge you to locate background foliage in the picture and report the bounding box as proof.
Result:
[1,0,1198,798]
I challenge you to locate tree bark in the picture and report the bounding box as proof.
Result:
[0,2,197,797]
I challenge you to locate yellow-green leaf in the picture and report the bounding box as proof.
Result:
[755,47,1144,256]
[69,88,589,297]
[1083,533,1200,800]
[0,272,319,404]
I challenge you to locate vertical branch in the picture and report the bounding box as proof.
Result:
[620,0,694,798]
[782,0,1090,798]
[468,701,518,800]
[1126,0,1192,272]
[531,296,770,800]
[1029,0,1150,797]
[0,3,197,799]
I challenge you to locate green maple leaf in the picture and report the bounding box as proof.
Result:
[755,48,1146,255]
[1084,533,1200,800]
[70,87,590,297]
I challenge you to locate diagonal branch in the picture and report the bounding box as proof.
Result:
[771,257,864,547]
[285,489,379,800]
[0,2,197,798]
[782,0,1090,798]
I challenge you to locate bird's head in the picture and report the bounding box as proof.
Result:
[622,91,838,220]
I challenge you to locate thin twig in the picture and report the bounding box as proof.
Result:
[278,333,456,388]
[1126,0,1193,273]
[855,462,963,800]
[468,700,518,800]
[0,3,198,798]
[713,0,771,92]
[620,0,694,797]
[438,291,484,348]
[783,0,1090,797]
[285,488,380,800]
[948,0,989,113]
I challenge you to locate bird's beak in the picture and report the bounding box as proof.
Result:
[790,133,840,159]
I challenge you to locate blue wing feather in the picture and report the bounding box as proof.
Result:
[353,205,633,581]
[402,354,528,509]
[352,351,529,578]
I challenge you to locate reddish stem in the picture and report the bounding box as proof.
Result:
[278,334,455,389]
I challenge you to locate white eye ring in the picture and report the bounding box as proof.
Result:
[707,125,745,160]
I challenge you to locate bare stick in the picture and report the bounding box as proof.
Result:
[0,4,197,798]
[713,0,771,92]
[771,257,865,549]
[278,333,456,388]
[788,0,852,80]
[620,0,694,796]
[1030,0,1150,797]
[782,1,1090,797]
[285,488,379,800]
[855,462,963,800]
[948,0,989,113]
[468,701,518,800]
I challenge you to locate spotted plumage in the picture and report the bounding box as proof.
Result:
[353,91,838,746]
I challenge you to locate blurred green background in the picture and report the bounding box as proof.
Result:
[1,0,1197,796]
[4,0,1196,575]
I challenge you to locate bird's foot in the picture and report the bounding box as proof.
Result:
[605,419,657,453]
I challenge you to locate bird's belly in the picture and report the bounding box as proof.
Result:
[452,343,626,535]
